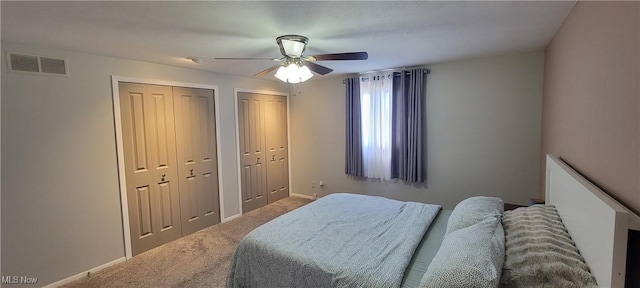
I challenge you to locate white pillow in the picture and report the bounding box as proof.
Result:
[420,216,505,288]
[446,196,503,234]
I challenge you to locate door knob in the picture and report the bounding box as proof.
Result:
[271,155,276,161]
[161,174,166,182]
[189,169,194,176]
[256,157,261,164]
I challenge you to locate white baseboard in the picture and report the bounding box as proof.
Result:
[290,193,315,200]
[43,257,126,287]
[222,213,242,223]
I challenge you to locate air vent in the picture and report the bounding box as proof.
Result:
[40,57,67,74]
[9,53,39,72]
[8,53,68,76]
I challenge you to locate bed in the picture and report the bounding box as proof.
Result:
[227,155,640,288]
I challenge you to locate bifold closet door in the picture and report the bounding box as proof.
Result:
[119,83,182,256]
[265,95,289,203]
[237,92,268,213]
[173,87,220,235]
[237,92,289,213]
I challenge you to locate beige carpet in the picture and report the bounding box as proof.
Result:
[63,196,312,288]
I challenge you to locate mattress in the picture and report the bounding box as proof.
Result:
[401,209,452,288]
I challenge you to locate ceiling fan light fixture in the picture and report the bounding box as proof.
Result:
[276,35,308,58]
[281,39,306,58]
[274,62,313,83]
[298,65,313,81]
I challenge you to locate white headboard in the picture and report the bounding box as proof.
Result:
[545,155,640,288]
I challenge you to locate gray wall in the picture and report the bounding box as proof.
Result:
[290,50,544,209]
[1,41,286,286]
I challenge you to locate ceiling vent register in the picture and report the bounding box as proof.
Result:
[8,53,67,75]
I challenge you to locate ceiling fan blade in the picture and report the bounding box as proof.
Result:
[308,52,368,61]
[306,62,333,75]
[253,64,281,77]
[215,57,281,61]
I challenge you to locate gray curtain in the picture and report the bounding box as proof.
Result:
[392,69,427,182]
[345,77,363,177]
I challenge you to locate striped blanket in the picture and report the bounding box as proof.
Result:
[500,205,598,288]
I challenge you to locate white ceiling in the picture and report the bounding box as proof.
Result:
[1,1,576,80]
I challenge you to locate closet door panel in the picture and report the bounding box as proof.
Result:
[173,87,203,235]
[148,85,182,246]
[265,95,289,203]
[186,174,199,220]
[130,92,149,171]
[202,172,217,217]
[157,182,176,230]
[120,83,181,256]
[173,87,220,234]
[135,185,154,238]
[196,89,220,227]
[237,92,268,213]
[120,83,157,256]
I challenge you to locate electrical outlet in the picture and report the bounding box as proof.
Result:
[311,181,315,188]
[319,180,324,187]
[313,193,318,199]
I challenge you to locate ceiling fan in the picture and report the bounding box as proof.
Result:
[215,35,368,83]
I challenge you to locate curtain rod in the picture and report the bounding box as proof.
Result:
[342,68,430,84]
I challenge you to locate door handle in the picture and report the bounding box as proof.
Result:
[271,155,276,161]
[161,174,166,182]
[256,157,261,164]
[189,169,194,176]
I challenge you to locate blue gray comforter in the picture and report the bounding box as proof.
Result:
[227,193,441,288]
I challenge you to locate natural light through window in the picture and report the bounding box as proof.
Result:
[360,73,393,180]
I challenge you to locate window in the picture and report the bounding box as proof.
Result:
[345,69,428,183]
[359,73,394,180]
